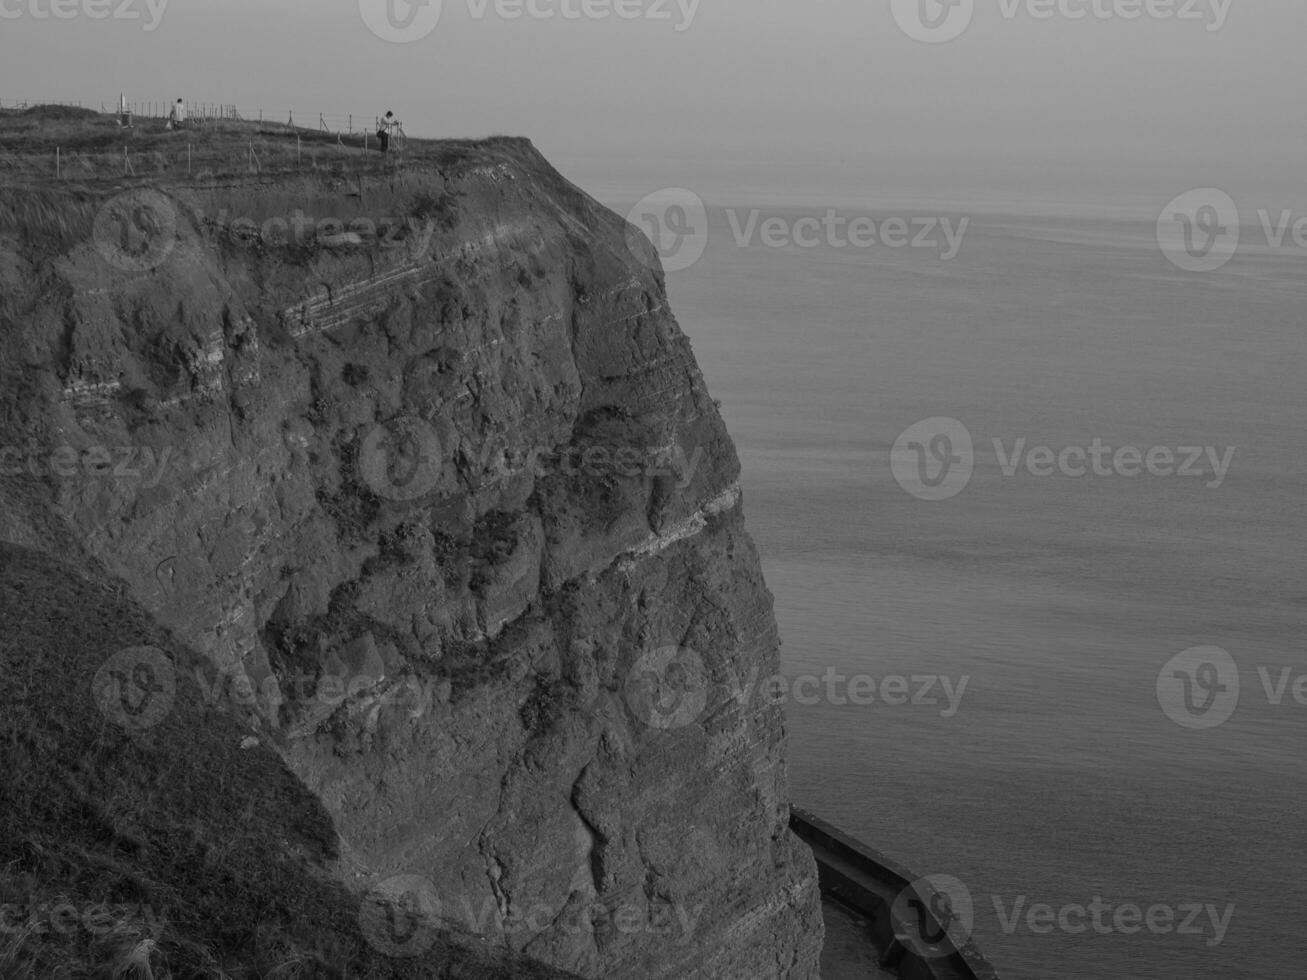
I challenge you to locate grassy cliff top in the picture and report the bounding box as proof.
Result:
[0,104,532,186]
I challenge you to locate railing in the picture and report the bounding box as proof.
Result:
[791,807,1001,980]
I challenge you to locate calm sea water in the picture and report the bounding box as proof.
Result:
[604,195,1306,980]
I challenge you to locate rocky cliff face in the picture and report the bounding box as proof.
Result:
[0,134,822,977]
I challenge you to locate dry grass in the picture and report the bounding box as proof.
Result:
[0,543,578,980]
[0,105,527,185]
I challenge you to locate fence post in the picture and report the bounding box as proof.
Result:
[297,134,301,168]
[188,143,192,175]
[56,147,60,179]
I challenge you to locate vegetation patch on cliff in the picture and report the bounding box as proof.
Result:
[0,544,577,980]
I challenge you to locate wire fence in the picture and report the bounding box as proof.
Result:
[0,98,404,141]
[0,97,413,182]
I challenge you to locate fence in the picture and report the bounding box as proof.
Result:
[0,97,412,182]
[0,98,405,145]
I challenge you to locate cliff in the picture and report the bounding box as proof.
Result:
[0,542,583,979]
[0,112,822,978]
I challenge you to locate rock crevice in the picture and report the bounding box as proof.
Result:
[0,136,822,978]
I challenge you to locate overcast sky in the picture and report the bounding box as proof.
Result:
[1,0,1301,208]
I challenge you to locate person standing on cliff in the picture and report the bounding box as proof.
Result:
[377,111,395,153]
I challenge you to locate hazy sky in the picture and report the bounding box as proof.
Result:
[1,0,1302,207]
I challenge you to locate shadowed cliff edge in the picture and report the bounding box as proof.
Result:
[0,107,822,978]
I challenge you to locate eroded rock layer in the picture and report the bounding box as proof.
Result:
[0,136,822,979]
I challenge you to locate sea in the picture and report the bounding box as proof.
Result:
[577,168,1307,980]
